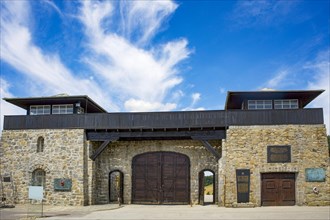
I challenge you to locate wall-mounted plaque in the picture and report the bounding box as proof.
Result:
[267,145,291,163]
[236,169,250,203]
[3,177,11,182]
[305,168,326,182]
[54,178,72,191]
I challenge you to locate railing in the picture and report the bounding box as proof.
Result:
[3,108,324,130]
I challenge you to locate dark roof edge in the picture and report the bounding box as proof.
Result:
[3,95,107,113]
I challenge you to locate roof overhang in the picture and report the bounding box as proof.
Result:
[225,90,325,110]
[3,95,107,113]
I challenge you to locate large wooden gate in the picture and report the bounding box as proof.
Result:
[132,152,190,204]
[261,173,295,206]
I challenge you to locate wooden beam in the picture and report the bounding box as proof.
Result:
[86,130,225,141]
[199,140,221,160]
[90,138,118,161]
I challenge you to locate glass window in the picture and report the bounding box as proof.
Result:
[52,104,74,114]
[32,169,46,186]
[274,100,298,109]
[37,136,44,153]
[248,100,273,110]
[30,105,50,115]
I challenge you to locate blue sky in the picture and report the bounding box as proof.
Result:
[0,0,329,133]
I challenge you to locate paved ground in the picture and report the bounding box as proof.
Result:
[1,204,329,220]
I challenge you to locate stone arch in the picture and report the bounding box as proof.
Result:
[108,170,124,204]
[199,169,216,205]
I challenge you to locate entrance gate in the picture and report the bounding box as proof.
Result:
[132,152,190,204]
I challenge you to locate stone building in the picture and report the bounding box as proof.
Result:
[0,90,329,207]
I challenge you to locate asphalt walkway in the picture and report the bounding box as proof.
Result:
[1,204,329,220]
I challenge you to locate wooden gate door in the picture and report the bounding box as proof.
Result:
[132,152,190,204]
[261,173,295,206]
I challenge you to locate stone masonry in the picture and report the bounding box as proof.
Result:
[89,140,221,205]
[0,129,86,206]
[219,124,329,207]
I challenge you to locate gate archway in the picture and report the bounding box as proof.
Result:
[132,151,190,204]
[109,170,124,204]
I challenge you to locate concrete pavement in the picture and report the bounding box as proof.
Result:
[1,204,329,220]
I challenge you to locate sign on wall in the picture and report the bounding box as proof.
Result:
[305,168,326,182]
[54,178,72,191]
[29,186,44,200]
[267,145,291,163]
[236,169,250,203]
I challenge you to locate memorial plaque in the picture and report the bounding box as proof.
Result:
[3,177,11,182]
[305,168,326,182]
[236,169,250,203]
[267,145,291,163]
[54,178,72,191]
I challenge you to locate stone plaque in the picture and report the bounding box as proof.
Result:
[267,145,291,163]
[54,178,72,191]
[236,169,250,203]
[305,168,326,182]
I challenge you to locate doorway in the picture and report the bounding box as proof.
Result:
[109,170,124,204]
[132,151,190,204]
[261,173,295,206]
[199,169,215,205]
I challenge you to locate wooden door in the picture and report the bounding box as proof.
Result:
[132,152,190,204]
[262,173,295,206]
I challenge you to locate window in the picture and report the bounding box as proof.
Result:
[30,105,50,115]
[52,104,74,114]
[248,100,272,110]
[274,99,298,109]
[37,136,44,153]
[32,169,46,186]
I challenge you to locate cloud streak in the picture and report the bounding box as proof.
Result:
[79,1,191,112]
[230,0,298,28]
[0,0,191,114]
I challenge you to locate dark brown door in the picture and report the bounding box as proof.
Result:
[262,173,295,206]
[132,152,190,204]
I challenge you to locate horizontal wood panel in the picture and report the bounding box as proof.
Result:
[3,108,324,130]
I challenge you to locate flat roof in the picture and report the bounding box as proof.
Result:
[225,90,324,110]
[3,95,107,113]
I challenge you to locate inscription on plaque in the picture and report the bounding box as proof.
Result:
[267,145,291,163]
[236,169,250,203]
[305,168,326,182]
[54,178,72,191]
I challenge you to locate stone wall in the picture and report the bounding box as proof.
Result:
[0,129,86,206]
[90,140,221,205]
[220,125,329,207]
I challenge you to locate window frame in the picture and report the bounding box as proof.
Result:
[37,136,44,153]
[52,104,74,115]
[247,100,273,110]
[30,105,51,115]
[32,169,46,187]
[274,99,299,109]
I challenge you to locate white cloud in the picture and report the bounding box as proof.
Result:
[264,70,289,89]
[124,99,176,112]
[231,0,298,28]
[0,1,119,111]
[305,50,330,134]
[0,78,25,131]
[120,1,178,46]
[191,93,201,106]
[79,1,191,111]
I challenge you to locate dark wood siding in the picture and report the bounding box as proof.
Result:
[3,108,324,130]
